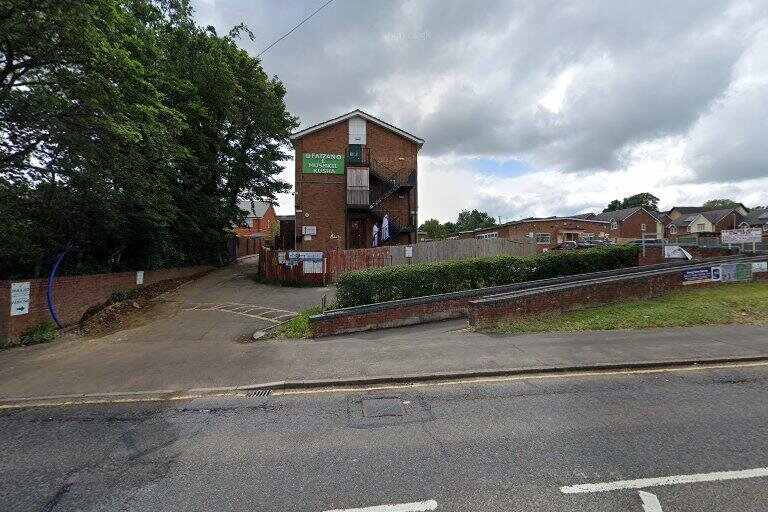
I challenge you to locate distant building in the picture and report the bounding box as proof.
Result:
[462,216,611,252]
[289,109,423,253]
[593,207,664,241]
[665,207,744,237]
[234,200,277,238]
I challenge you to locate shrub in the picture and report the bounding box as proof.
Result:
[110,288,139,303]
[335,245,640,308]
[17,321,58,347]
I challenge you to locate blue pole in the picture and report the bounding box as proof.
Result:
[46,250,67,328]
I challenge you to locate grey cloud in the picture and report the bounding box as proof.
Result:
[196,0,768,183]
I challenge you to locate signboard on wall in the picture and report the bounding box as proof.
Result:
[288,251,324,261]
[681,267,713,285]
[717,263,753,283]
[302,153,344,174]
[752,261,768,273]
[722,228,763,244]
[10,282,30,316]
[664,245,692,259]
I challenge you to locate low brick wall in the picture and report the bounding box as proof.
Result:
[0,265,212,339]
[309,256,768,337]
[468,272,680,325]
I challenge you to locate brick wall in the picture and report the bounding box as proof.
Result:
[294,121,349,252]
[0,265,212,339]
[309,259,768,337]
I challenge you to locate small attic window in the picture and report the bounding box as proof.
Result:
[610,219,618,230]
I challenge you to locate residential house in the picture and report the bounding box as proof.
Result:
[665,207,744,237]
[740,208,768,239]
[593,207,664,241]
[667,204,749,219]
[234,200,277,238]
[289,109,423,253]
[666,213,714,237]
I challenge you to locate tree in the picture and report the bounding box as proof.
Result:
[0,0,296,279]
[418,209,496,240]
[419,218,444,240]
[455,209,497,232]
[603,193,660,212]
[703,198,741,210]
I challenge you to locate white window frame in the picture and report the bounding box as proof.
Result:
[533,232,552,244]
[696,223,705,232]
[610,219,618,230]
[561,231,580,242]
[669,225,678,235]
[476,232,499,239]
[640,223,647,232]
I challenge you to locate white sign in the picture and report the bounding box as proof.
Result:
[301,225,317,236]
[405,246,413,258]
[10,282,30,316]
[302,260,324,274]
[722,227,763,244]
[664,245,692,260]
[753,261,768,273]
[136,271,144,285]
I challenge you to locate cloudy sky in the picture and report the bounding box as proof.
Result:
[195,0,768,221]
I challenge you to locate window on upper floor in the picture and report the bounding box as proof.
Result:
[669,225,678,235]
[610,219,618,230]
[641,223,647,232]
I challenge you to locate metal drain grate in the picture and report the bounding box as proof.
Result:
[246,389,272,397]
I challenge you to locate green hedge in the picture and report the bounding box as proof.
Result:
[335,245,640,308]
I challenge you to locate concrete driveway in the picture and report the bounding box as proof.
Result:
[0,261,333,398]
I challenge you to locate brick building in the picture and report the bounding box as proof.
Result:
[233,200,277,238]
[289,110,423,253]
[593,206,664,241]
[462,216,612,251]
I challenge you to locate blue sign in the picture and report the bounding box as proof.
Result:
[681,267,713,285]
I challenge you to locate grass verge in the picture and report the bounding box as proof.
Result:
[482,282,768,334]
[268,306,322,339]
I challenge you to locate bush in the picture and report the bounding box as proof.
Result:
[110,288,139,303]
[17,321,58,347]
[335,245,640,308]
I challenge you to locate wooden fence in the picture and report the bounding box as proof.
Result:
[327,238,536,279]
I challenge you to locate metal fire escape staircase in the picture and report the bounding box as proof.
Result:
[368,157,416,241]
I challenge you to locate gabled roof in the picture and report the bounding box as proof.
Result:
[670,213,707,227]
[239,200,273,218]
[289,109,425,146]
[744,208,768,225]
[701,208,736,224]
[594,206,660,223]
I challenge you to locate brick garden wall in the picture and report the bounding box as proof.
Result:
[0,265,212,340]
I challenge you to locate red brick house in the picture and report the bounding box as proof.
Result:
[233,200,277,238]
[593,207,664,241]
[462,216,612,252]
[664,207,744,237]
[289,110,423,253]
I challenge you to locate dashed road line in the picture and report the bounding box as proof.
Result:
[323,500,438,512]
[560,466,768,494]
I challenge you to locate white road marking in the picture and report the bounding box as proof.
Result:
[323,500,438,512]
[560,467,768,494]
[638,491,663,512]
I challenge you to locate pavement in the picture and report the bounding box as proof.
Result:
[3,311,768,400]
[4,361,768,511]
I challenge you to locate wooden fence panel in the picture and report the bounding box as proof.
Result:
[327,238,536,279]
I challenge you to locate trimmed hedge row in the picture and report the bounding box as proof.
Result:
[335,245,640,308]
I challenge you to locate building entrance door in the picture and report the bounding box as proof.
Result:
[349,218,366,249]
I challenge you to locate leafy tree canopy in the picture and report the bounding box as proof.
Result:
[702,198,742,210]
[0,0,297,279]
[419,209,497,239]
[603,193,660,212]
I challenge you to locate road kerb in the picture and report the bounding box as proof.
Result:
[3,355,768,408]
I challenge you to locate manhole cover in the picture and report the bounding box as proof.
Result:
[361,397,404,418]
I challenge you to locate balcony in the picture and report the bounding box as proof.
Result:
[347,186,370,207]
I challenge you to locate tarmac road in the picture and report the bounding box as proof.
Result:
[4,362,768,511]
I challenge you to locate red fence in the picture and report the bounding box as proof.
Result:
[228,236,262,261]
[258,248,327,286]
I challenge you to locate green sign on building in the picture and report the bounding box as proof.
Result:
[302,153,344,175]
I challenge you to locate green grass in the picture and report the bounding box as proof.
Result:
[15,321,58,347]
[268,306,322,339]
[482,282,768,335]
